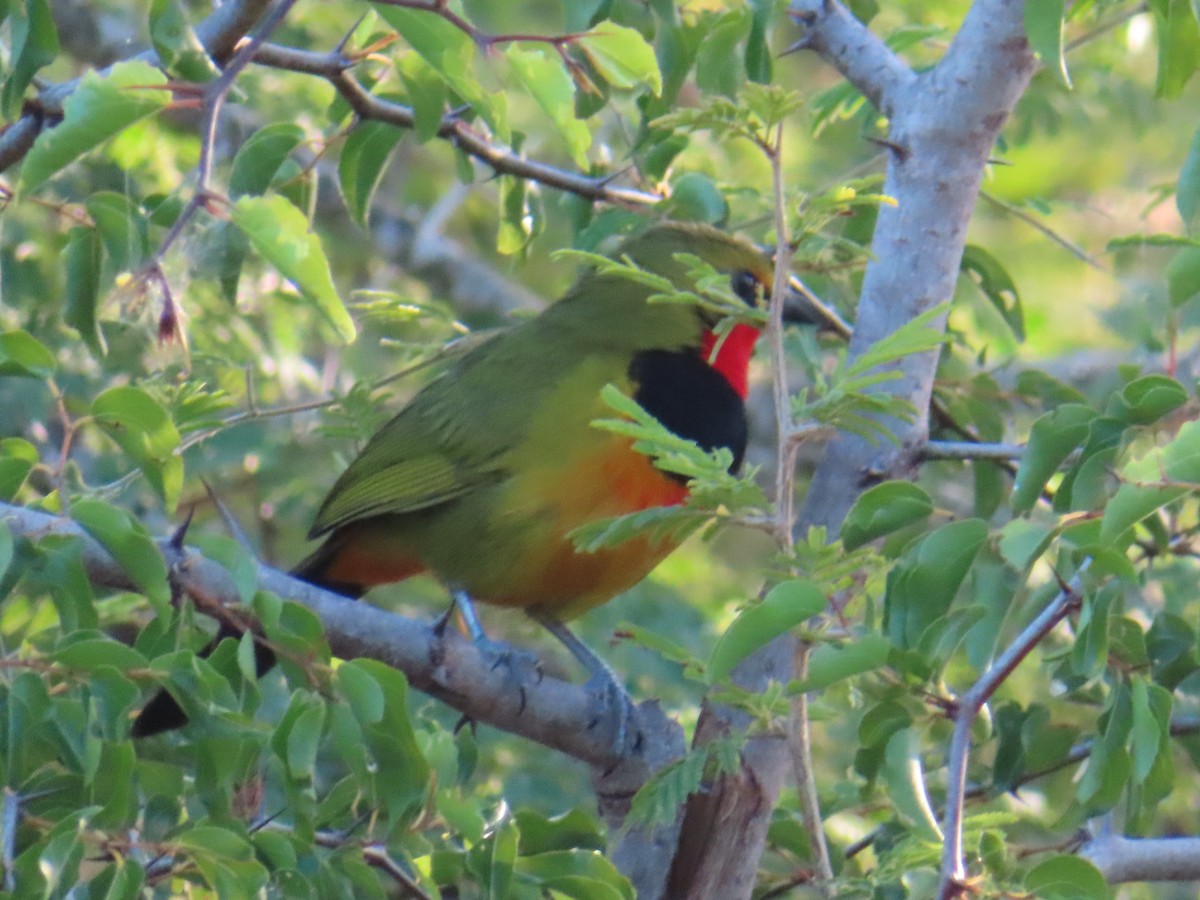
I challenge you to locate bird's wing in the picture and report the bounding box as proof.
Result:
[307,330,560,537]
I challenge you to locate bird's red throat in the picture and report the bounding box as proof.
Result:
[701,323,760,398]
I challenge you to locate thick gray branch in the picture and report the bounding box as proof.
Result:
[1081,834,1200,884]
[0,500,684,896]
[801,0,1036,532]
[787,0,914,117]
[667,3,1037,897]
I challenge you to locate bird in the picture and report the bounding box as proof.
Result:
[132,220,796,739]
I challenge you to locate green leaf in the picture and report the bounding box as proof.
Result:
[336,660,386,725]
[884,519,988,651]
[63,226,105,355]
[2,0,60,119]
[663,171,728,225]
[285,702,326,781]
[1166,245,1200,306]
[577,23,663,95]
[841,481,933,550]
[514,809,605,855]
[1149,0,1200,99]
[0,329,55,378]
[91,385,182,507]
[788,634,890,693]
[1072,584,1116,679]
[1178,123,1200,232]
[506,46,591,169]
[1024,855,1109,900]
[230,123,305,198]
[745,0,774,84]
[1105,374,1188,425]
[55,638,149,673]
[86,191,149,274]
[175,825,255,861]
[708,580,825,683]
[19,61,170,193]
[997,519,1054,572]
[191,534,258,603]
[497,172,542,255]
[488,818,519,900]
[0,522,11,584]
[1101,419,1200,543]
[960,244,1024,341]
[1011,403,1095,513]
[374,4,508,139]
[0,438,37,501]
[338,120,406,227]
[229,194,356,343]
[1024,0,1070,88]
[882,728,943,841]
[695,9,750,98]
[396,54,447,143]
[1130,679,1171,784]
[72,498,171,614]
[149,0,220,82]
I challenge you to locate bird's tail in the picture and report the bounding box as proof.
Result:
[131,535,364,737]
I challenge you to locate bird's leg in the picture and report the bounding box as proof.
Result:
[441,589,541,713]
[529,611,635,756]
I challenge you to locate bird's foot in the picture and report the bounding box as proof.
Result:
[582,667,637,758]
[437,591,543,714]
[474,633,543,715]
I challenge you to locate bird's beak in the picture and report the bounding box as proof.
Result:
[781,276,853,339]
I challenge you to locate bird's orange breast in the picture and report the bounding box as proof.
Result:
[483,434,689,617]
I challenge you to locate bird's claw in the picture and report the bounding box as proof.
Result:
[476,635,542,715]
[583,670,637,757]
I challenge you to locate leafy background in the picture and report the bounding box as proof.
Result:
[4,0,1200,897]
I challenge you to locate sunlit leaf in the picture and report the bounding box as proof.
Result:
[230,194,357,343]
[709,580,825,684]
[20,61,169,192]
[577,23,663,95]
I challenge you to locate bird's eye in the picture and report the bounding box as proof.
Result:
[731,270,763,307]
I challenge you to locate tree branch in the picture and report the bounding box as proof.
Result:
[937,562,1089,899]
[1080,833,1200,884]
[920,440,1025,462]
[786,0,915,117]
[0,499,684,890]
[248,42,661,207]
[799,0,1036,532]
[0,0,275,173]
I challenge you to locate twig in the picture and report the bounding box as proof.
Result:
[770,124,799,548]
[920,440,1025,462]
[936,560,1091,900]
[979,191,1106,271]
[770,121,834,895]
[788,643,834,895]
[1065,3,1150,54]
[248,43,660,206]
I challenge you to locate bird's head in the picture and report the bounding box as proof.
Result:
[612,222,775,397]
[616,221,774,315]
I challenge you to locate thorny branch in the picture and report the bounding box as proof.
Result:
[937,561,1091,900]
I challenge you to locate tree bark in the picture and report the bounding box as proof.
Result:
[663,3,1037,896]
